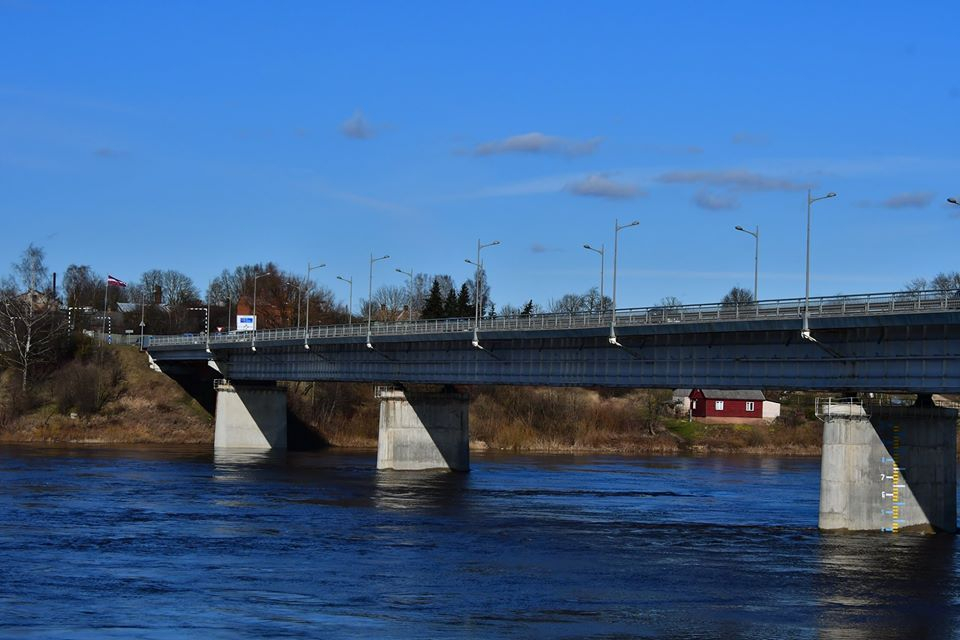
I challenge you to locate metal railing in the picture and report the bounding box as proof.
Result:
[146,288,960,349]
[815,397,869,421]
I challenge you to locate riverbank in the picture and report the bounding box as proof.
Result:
[0,345,831,455]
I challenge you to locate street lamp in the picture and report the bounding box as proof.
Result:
[286,281,303,328]
[803,190,837,340]
[734,225,760,302]
[583,243,605,314]
[609,219,639,346]
[138,288,146,351]
[367,254,390,349]
[252,270,273,352]
[337,275,354,326]
[395,268,415,321]
[465,239,500,349]
[303,261,325,349]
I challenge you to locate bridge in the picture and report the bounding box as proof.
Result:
[146,289,960,533]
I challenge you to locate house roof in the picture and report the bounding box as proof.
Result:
[672,388,692,398]
[694,389,766,401]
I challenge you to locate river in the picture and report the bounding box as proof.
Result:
[1,446,958,639]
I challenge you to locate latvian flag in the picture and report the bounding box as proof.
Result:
[107,275,127,288]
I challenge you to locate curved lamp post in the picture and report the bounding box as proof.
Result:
[337,275,353,326]
[734,225,760,302]
[367,254,389,349]
[465,239,500,349]
[251,270,273,352]
[303,261,325,349]
[802,190,837,341]
[583,243,605,314]
[609,219,639,346]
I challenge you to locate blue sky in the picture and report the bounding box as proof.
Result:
[2,1,959,310]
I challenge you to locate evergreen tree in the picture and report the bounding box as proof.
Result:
[422,278,445,319]
[520,300,535,316]
[443,287,458,318]
[456,283,471,317]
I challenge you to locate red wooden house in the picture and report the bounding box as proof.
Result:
[689,389,766,421]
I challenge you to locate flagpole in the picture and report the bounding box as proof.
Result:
[101,278,109,344]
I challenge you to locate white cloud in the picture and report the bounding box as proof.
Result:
[474,132,601,157]
[566,174,643,199]
[340,109,374,140]
[657,169,809,192]
[693,189,739,210]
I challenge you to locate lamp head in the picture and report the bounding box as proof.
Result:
[735,226,744,231]
[826,192,837,198]
[948,197,959,205]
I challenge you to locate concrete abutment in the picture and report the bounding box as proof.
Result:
[819,401,957,533]
[214,381,288,449]
[376,388,470,471]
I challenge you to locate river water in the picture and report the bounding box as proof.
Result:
[1,446,958,639]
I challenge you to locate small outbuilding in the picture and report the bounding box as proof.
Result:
[686,389,781,424]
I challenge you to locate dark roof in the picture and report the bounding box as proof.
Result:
[694,389,766,401]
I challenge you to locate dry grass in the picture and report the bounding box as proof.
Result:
[0,346,212,444]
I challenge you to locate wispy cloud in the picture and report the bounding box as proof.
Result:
[731,131,769,146]
[304,179,415,217]
[657,169,809,192]
[530,242,564,254]
[693,189,739,210]
[340,109,375,140]
[566,173,643,199]
[93,147,124,159]
[638,143,704,156]
[881,191,935,209]
[473,132,601,157]
[856,191,936,209]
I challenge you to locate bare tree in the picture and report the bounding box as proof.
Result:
[140,269,200,307]
[0,245,68,391]
[549,293,586,314]
[63,264,103,309]
[931,272,960,294]
[721,286,755,308]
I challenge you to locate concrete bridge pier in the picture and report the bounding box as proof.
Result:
[214,381,288,449]
[376,387,469,471]
[819,398,956,533]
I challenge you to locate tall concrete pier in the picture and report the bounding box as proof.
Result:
[214,381,288,449]
[376,388,470,471]
[819,398,957,533]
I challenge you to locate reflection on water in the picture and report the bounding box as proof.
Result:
[0,445,958,638]
[816,533,957,639]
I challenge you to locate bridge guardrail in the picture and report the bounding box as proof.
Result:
[146,288,960,348]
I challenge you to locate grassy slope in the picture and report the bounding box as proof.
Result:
[0,346,212,444]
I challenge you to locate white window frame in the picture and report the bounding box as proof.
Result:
[746,401,755,412]
[715,400,724,411]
